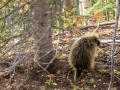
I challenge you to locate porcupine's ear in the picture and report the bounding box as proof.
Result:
[90,32,100,46]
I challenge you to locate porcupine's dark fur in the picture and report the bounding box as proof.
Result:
[69,33,100,81]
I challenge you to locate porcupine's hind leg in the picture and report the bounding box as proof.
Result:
[74,65,83,81]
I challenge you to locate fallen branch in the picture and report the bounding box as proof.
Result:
[73,38,120,44]
[80,22,115,30]
[100,40,120,43]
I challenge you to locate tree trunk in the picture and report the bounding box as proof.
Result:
[31,0,58,73]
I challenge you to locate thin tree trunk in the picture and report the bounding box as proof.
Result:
[108,0,120,90]
[79,0,91,15]
[79,0,83,15]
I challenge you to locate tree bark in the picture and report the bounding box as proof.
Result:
[31,0,57,73]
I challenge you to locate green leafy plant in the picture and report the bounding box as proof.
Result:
[99,69,108,74]
[45,78,57,87]
[72,85,77,90]
[45,78,54,86]
[114,70,120,77]
[89,78,95,85]
[85,1,115,16]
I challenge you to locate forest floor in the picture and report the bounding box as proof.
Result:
[0,25,120,90]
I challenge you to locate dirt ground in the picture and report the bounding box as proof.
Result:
[0,26,120,90]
